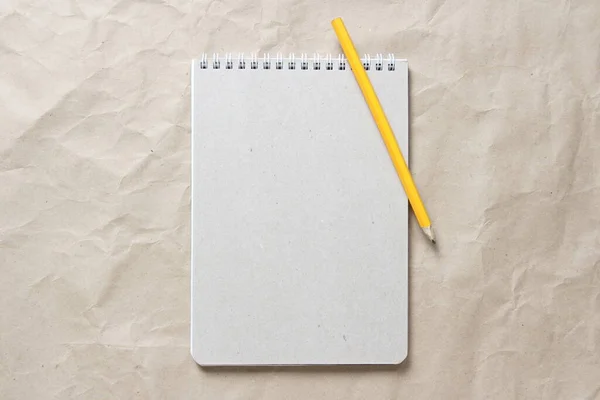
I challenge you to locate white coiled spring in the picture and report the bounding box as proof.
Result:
[198,53,397,71]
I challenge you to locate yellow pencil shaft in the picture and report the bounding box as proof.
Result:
[331,17,431,228]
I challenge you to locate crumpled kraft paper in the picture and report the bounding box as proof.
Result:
[1,0,599,398]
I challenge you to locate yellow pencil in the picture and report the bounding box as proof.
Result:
[331,17,435,243]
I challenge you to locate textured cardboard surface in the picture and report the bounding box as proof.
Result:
[191,63,408,365]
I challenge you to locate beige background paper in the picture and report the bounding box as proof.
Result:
[1,0,599,398]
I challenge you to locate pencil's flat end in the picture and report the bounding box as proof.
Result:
[331,17,344,28]
[422,225,436,244]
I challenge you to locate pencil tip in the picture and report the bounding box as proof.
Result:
[422,226,436,244]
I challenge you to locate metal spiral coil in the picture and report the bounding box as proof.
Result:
[198,53,397,71]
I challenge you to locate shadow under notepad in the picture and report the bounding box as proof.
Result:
[198,357,410,373]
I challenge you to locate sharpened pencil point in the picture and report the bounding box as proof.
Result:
[422,226,436,243]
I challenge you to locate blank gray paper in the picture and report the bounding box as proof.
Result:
[191,57,409,365]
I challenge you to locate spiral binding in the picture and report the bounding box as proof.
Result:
[198,53,397,71]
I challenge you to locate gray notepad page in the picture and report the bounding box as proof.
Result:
[191,57,409,365]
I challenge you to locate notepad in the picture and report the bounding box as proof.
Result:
[191,54,409,366]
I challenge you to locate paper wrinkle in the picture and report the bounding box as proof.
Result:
[1,0,600,398]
